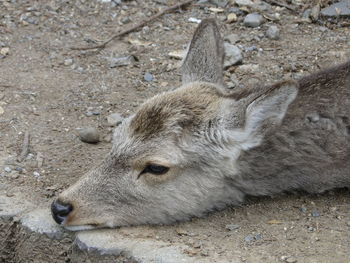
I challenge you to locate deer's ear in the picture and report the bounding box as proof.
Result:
[241,81,298,149]
[181,19,224,85]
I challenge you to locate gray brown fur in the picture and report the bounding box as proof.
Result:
[54,19,350,229]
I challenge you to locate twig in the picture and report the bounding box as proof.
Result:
[17,131,30,162]
[265,0,297,12]
[70,0,195,51]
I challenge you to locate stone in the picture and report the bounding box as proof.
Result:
[224,43,243,68]
[310,4,320,21]
[4,167,12,173]
[0,106,4,115]
[224,34,240,44]
[33,171,40,177]
[266,25,280,40]
[144,72,153,82]
[78,127,100,143]
[64,58,73,66]
[106,113,123,127]
[321,0,350,17]
[235,0,254,7]
[168,50,185,60]
[21,208,65,239]
[188,17,201,24]
[227,13,237,23]
[0,47,10,56]
[243,13,264,27]
[209,0,229,7]
[109,55,135,68]
[311,210,320,217]
[225,224,240,231]
[286,256,298,263]
[121,16,131,24]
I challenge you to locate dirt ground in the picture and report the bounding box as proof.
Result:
[0,0,350,262]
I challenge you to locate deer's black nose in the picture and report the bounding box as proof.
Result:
[51,199,73,225]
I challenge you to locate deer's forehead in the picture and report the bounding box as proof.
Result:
[129,83,223,140]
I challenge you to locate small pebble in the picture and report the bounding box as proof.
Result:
[346,221,350,226]
[286,256,297,263]
[106,113,123,127]
[227,13,237,23]
[311,210,320,217]
[0,47,10,56]
[121,16,131,24]
[243,13,264,27]
[224,43,243,68]
[225,224,240,231]
[4,167,12,173]
[33,171,40,177]
[300,207,307,213]
[109,55,135,68]
[188,17,201,24]
[64,58,73,66]
[266,25,280,40]
[144,72,153,82]
[78,127,100,143]
[244,234,254,242]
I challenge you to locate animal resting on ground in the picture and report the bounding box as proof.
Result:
[51,19,350,230]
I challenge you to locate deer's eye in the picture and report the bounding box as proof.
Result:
[140,164,169,176]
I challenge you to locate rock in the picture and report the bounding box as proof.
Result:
[4,167,12,173]
[266,25,280,40]
[33,171,40,177]
[243,13,264,27]
[209,0,229,7]
[235,0,254,7]
[0,47,10,56]
[64,58,73,66]
[121,16,131,24]
[224,43,243,68]
[78,127,100,143]
[303,9,311,19]
[0,106,4,115]
[310,4,320,21]
[168,50,185,60]
[300,207,307,213]
[346,221,350,226]
[188,17,202,24]
[106,113,123,127]
[109,55,135,68]
[321,0,350,17]
[286,256,298,263]
[245,233,262,242]
[144,72,153,82]
[227,13,237,23]
[225,224,240,231]
[311,210,320,217]
[244,234,254,242]
[224,34,240,44]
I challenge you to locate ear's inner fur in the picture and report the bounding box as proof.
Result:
[182,19,224,85]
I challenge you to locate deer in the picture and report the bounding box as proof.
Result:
[51,19,350,231]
